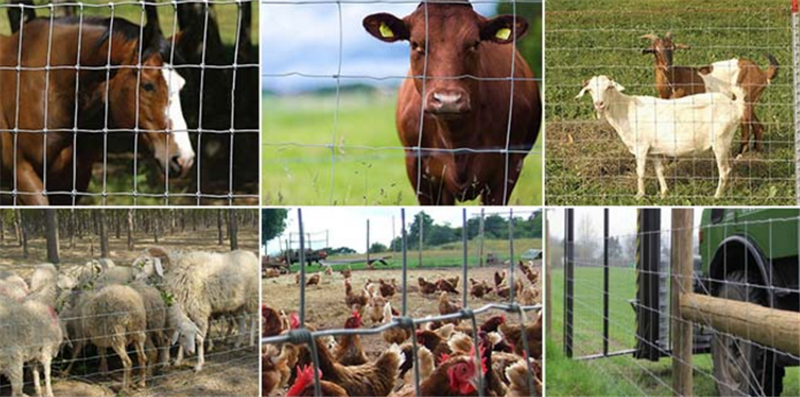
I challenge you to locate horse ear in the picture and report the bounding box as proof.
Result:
[142,6,164,55]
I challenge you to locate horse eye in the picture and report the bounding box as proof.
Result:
[143,82,156,92]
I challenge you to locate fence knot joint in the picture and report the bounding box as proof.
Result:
[286,328,314,345]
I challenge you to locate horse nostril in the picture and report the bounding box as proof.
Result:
[169,156,182,174]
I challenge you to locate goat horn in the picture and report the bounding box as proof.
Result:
[640,33,659,41]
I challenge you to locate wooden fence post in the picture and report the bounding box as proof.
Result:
[671,209,694,396]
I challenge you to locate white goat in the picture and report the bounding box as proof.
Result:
[576,75,745,198]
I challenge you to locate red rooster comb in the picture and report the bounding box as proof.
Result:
[289,313,300,329]
[439,352,451,363]
[352,310,362,324]
[286,365,321,397]
[469,344,489,375]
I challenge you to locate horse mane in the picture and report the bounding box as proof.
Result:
[53,16,176,63]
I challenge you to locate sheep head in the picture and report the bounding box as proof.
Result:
[169,304,201,355]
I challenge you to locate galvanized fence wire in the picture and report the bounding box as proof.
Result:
[545,0,798,205]
[262,207,543,397]
[261,0,543,205]
[554,207,800,396]
[0,0,259,206]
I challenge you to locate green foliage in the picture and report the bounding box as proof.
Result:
[369,242,388,254]
[261,209,289,245]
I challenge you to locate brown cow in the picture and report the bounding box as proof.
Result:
[363,1,541,205]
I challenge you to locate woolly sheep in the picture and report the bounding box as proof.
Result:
[162,250,259,372]
[65,285,148,391]
[129,280,171,371]
[26,264,79,307]
[0,296,64,397]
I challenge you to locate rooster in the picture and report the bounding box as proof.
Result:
[469,278,491,299]
[390,346,486,397]
[378,279,396,298]
[306,273,321,287]
[339,266,352,279]
[366,291,387,325]
[298,340,402,397]
[438,292,462,325]
[382,302,411,345]
[262,344,291,396]
[505,358,542,397]
[435,278,459,294]
[499,311,543,359]
[344,279,368,315]
[418,277,437,295]
[333,311,368,366]
[286,365,348,397]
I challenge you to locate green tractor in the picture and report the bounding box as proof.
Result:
[699,208,799,396]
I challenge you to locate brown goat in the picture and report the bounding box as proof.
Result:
[641,32,778,155]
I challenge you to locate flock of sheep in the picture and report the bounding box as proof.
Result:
[0,247,259,397]
[576,32,778,199]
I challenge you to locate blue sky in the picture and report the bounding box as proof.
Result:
[261,1,496,94]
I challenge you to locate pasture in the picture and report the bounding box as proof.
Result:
[545,0,794,205]
[262,261,542,396]
[547,267,800,396]
[262,91,543,205]
[0,218,260,397]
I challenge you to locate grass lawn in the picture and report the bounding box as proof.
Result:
[545,0,794,205]
[548,267,800,396]
[262,91,543,205]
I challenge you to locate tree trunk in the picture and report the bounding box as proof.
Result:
[228,210,239,250]
[17,210,28,258]
[69,210,76,249]
[115,210,121,239]
[153,212,160,244]
[0,213,4,243]
[45,210,60,265]
[217,209,223,245]
[99,210,109,258]
[127,209,135,250]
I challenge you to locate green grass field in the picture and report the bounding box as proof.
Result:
[288,237,542,273]
[548,267,800,396]
[545,0,794,205]
[262,91,543,205]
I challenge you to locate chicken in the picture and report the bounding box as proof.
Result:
[344,279,368,314]
[438,291,462,325]
[286,365,349,397]
[295,273,301,284]
[519,285,541,306]
[339,266,352,279]
[499,311,543,359]
[365,280,381,296]
[378,279,396,298]
[401,345,435,386]
[263,344,291,396]
[416,329,452,365]
[333,311,368,366]
[418,277,437,295]
[390,346,485,397]
[306,273,321,286]
[366,262,376,270]
[324,266,333,276]
[447,276,460,289]
[494,270,506,289]
[435,278,459,294]
[264,268,281,278]
[517,260,532,276]
[382,302,411,345]
[469,278,491,299]
[496,279,523,300]
[365,291,387,325]
[453,314,506,336]
[505,359,542,397]
[263,305,284,338]
[298,340,402,397]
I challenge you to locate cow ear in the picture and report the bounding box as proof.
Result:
[363,13,408,43]
[481,15,528,44]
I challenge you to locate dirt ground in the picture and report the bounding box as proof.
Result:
[0,224,260,397]
[262,261,543,395]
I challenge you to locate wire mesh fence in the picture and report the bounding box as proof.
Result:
[261,0,543,206]
[0,0,259,206]
[0,208,260,396]
[261,207,543,396]
[548,207,800,397]
[545,0,798,206]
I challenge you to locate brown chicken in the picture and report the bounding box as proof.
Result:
[344,279,368,314]
[339,266,352,279]
[494,270,506,289]
[262,344,291,396]
[382,302,411,345]
[306,273,321,286]
[286,365,348,397]
[496,279,524,300]
[262,305,284,338]
[400,345,435,386]
[519,285,541,306]
[435,278,459,294]
[324,266,333,276]
[333,311,368,366]
[446,276,460,289]
[390,347,485,397]
[438,291,463,325]
[298,339,402,397]
[378,279,396,298]
[469,278,491,299]
[505,358,542,397]
[418,277,437,295]
[500,311,543,359]
[365,290,387,325]
[264,268,281,278]
[416,329,452,365]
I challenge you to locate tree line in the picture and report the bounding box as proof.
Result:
[0,209,258,265]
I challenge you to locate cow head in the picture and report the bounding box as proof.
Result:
[364,3,528,117]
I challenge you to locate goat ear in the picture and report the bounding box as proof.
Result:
[612,81,626,92]
[575,82,590,99]
[639,33,659,41]
[170,330,180,346]
[481,15,528,44]
[363,13,408,43]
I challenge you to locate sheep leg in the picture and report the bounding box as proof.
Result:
[135,334,148,388]
[9,358,24,397]
[195,334,206,372]
[32,363,42,397]
[145,336,158,375]
[175,345,184,366]
[713,145,732,198]
[98,347,108,375]
[236,312,247,348]
[42,352,54,397]
[635,152,648,199]
[62,339,86,376]
[110,343,133,392]
[653,157,669,198]
[250,312,257,347]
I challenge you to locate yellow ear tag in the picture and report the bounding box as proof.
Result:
[379,22,394,38]
[495,27,511,40]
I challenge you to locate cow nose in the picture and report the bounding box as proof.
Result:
[427,90,470,114]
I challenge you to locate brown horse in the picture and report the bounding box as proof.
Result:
[0,16,195,205]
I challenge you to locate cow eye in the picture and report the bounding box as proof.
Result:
[143,82,156,92]
[468,42,480,52]
[411,41,425,54]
